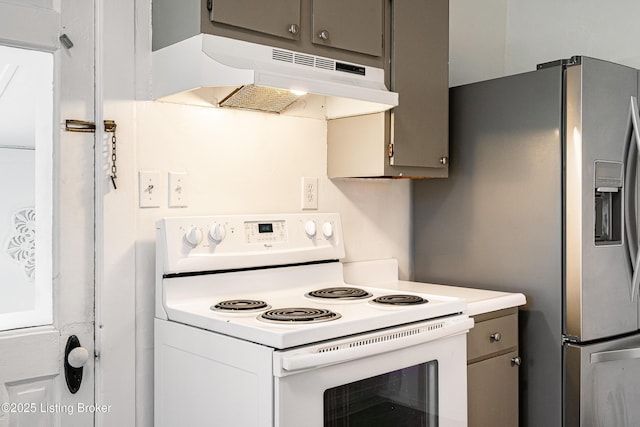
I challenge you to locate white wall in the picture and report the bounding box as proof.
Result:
[450,0,640,86]
[505,0,640,75]
[449,0,509,86]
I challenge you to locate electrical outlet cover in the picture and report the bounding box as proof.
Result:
[301,177,318,210]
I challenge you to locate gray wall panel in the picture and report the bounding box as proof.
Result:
[413,67,564,426]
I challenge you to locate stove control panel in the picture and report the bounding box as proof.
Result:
[157,213,345,274]
[244,220,287,244]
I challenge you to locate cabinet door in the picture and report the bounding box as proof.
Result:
[389,0,448,169]
[468,351,519,427]
[311,0,383,57]
[210,0,301,40]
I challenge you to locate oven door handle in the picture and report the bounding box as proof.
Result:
[278,316,473,373]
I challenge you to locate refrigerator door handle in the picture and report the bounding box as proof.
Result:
[623,96,640,301]
[591,347,640,364]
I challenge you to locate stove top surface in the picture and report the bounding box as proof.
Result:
[156,213,467,349]
[163,274,465,349]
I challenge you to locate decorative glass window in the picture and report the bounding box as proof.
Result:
[0,45,53,330]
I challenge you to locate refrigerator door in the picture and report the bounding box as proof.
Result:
[565,333,640,426]
[565,57,640,342]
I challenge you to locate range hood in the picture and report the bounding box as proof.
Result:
[151,34,399,120]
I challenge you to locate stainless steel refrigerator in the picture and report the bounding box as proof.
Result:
[413,56,640,426]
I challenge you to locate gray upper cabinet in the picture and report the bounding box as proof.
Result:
[390,0,448,170]
[153,0,384,68]
[210,0,301,41]
[311,0,383,57]
[327,0,449,178]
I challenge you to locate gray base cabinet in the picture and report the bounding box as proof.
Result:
[467,308,520,427]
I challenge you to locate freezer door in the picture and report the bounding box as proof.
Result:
[565,334,640,426]
[565,57,640,341]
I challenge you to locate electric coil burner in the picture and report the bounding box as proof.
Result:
[211,299,271,312]
[306,286,372,300]
[259,307,341,324]
[371,294,429,306]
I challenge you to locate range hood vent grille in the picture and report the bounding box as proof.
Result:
[315,58,334,71]
[294,54,314,68]
[272,49,293,63]
[272,48,336,72]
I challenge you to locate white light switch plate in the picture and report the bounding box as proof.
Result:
[168,171,189,208]
[139,171,161,208]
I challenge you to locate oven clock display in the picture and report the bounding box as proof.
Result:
[245,221,287,244]
[258,223,273,234]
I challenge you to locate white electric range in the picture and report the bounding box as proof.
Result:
[154,213,471,427]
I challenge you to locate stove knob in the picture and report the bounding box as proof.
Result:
[209,223,227,243]
[321,222,334,239]
[184,226,203,247]
[304,220,317,238]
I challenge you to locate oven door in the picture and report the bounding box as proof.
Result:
[273,314,472,427]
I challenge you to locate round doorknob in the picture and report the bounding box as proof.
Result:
[67,346,90,368]
[318,30,330,40]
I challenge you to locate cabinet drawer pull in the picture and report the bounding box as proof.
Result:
[318,30,330,40]
[511,356,522,366]
[490,332,502,342]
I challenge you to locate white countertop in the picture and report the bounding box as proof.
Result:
[343,259,526,316]
[393,280,525,316]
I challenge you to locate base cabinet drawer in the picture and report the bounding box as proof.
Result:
[468,350,519,427]
[468,312,517,362]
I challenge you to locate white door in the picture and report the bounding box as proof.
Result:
[0,1,95,426]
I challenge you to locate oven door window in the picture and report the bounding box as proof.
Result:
[324,360,438,426]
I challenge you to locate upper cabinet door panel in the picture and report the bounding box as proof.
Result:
[390,0,449,168]
[311,0,383,57]
[210,0,301,40]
